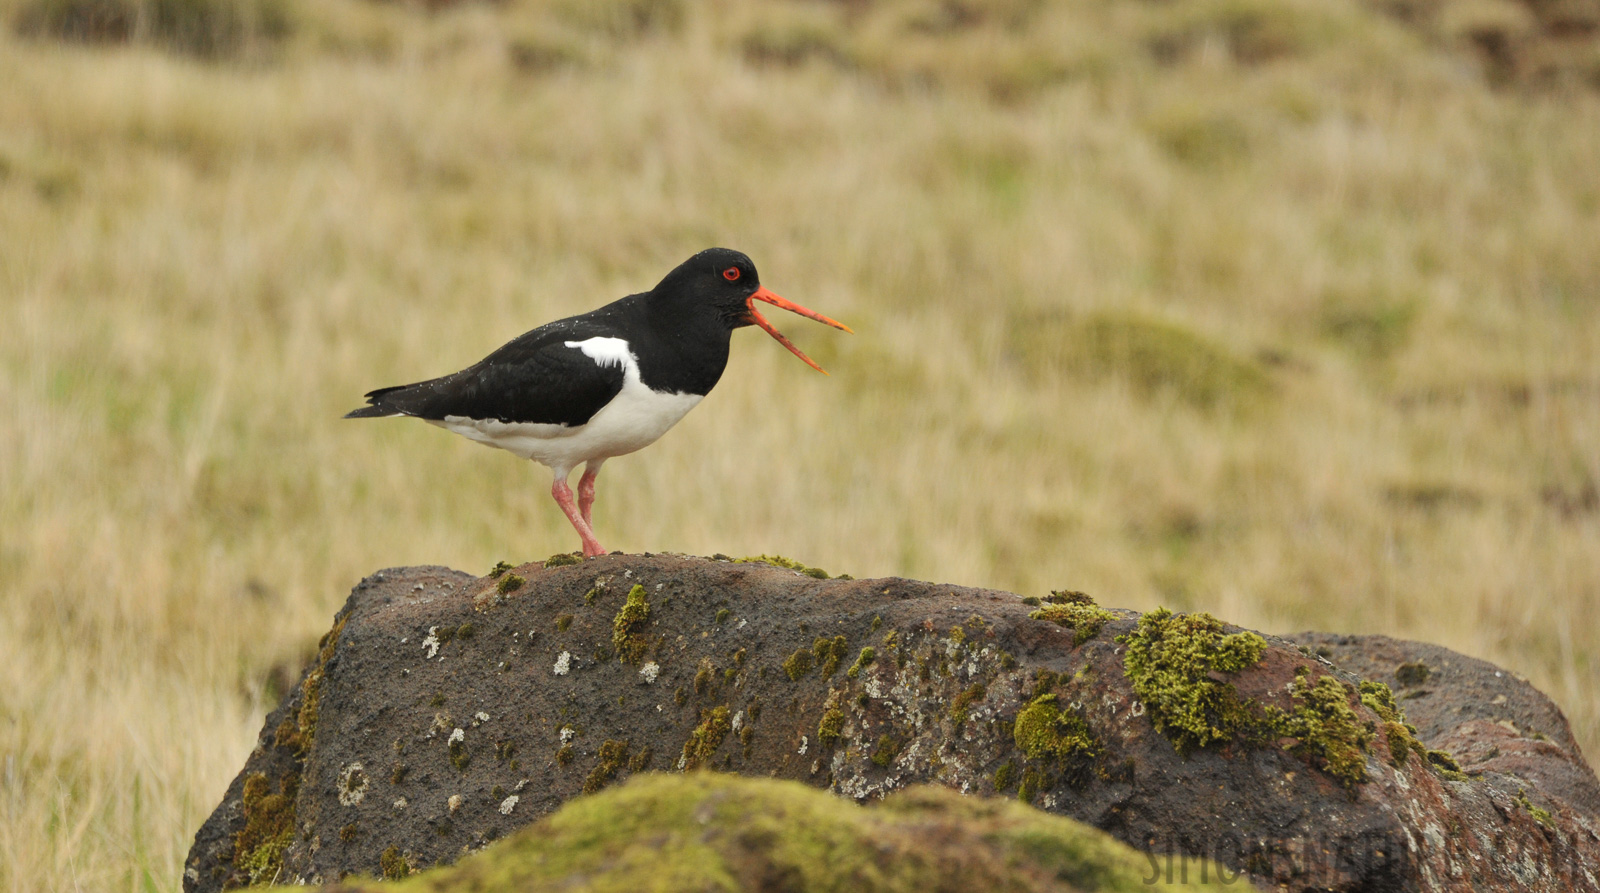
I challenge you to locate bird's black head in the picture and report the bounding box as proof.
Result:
[649,248,853,374]
[650,247,762,329]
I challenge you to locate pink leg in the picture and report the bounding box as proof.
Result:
[551,478,606,557]
[577,460,605,528]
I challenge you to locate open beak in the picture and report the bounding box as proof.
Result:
[746,286,854,375]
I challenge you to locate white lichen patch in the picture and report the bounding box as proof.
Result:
[560,726,576,743]
[732,711,744,732]
[448,794,463,814]
[639,661,660,684]
[798,736,809,755]
[393,797,408,810]
[422,626,441,659]
[449,728,465,745]
[474,711,490,724]
[499,795,519,815]
[554,651,572,675]
[337,762,368,807]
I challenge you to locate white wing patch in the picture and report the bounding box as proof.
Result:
[565,337,634,370]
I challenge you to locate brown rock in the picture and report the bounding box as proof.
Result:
[184,555,1600,892]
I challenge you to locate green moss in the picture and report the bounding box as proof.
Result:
[674,687,688,707]
[815,635,848,676]
[948,625,966,646]
[1030,601,1115,646]
[339,822,358,842]
[993,760,1017,791]
[497,573,525,594]
[1017,767,1044,804]
[870,615,882,632]
[681,706,732,769]
[611,584,651,664]
[1021,596,1042,606]
[488,561,514,579]
[556,745,574,766]
[555,613,573,632]
[818,695,846,748]
[998,651,1017,670]
[1427,749,1470,781]
[734,554,831,579]
[234,772,296,885]
[1514,791,1555,829]
[583,740,629,794]
[379,845,411,880]
[332,774,1237,892]
[449,736,470,771]
[456,623,475,639]
[693,658,715,695]
[1013,694,1100,766]
[870,735,901,768]
[783,647,816,680]
[628,745,653,772]
[950,683,987,728]
[1359,680,1429,767]
[583,588,599,605]
[1269,675,1374,792]
[544,552,584,568]
[1117,608,1267,755]
[1394,661,1431,686]
[846,647,876,679]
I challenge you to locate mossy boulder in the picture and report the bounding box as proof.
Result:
[320,772,1235,892]
[186,555,1600,892]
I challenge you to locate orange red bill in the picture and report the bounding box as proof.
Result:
[747,286,854,375]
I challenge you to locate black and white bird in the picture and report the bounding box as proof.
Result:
[345,248,851,558]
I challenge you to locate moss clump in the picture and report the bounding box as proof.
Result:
[628,745,653,773]
[456,623,474,640]
[584,740,629,794]
[846,647,876,679]
[1117,608,1267,755]
[1427,749,1470,781]
[681,707,732,769]
[556,745,574,766]
[449,737,469,771]
[950,683,987,728]
[544,552,583,568]
[1394,661,1431,686]
[611,584,651,664]
[783,647,815,680]
[339,823,358,842]
[379,845,411,880]
[817,696,846,747]
[1017,767,1045,804]
[714,607,730,624]
[555,613,573,632]
[735,554,831,579]
[330,774,1236,892]
[1359,680,1429,767]
[993,760,1017,791]
[497,573,526,594]
[234,772,296,885]
[488,561,514,578]
[814,635,849,676]
[1013,694,1100,766]
[1514,791,1555,829]
[1030,600,1115,646]
[870,735,901,768]
[1269,674,1374,792]
[693,658,716,695]
[870,615,882,632]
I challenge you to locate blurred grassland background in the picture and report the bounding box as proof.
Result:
[1,0,1598,888]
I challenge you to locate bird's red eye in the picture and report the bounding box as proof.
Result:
[723,267,741,282]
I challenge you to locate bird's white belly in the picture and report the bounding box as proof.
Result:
[432,381,702,475]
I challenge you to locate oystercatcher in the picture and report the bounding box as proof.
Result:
[345,248,851,557]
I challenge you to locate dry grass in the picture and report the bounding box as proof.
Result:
[1,0,1597,889]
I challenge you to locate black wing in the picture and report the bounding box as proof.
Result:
[345,313,631,427]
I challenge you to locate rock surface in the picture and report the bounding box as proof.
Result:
[326,772,1237,892]
[185,555,1600,892]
